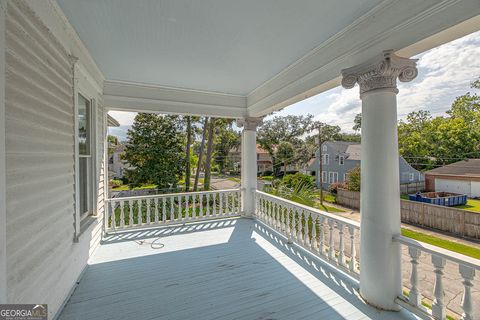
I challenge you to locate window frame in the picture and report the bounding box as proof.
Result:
[73,72,98,242]
[339,155,345,165]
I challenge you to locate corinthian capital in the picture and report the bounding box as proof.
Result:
[236,117,263,131]
[341,50,418,95]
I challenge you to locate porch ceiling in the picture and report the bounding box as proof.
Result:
[56,0,480,117]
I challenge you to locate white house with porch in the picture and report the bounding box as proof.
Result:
[0,1,479,319]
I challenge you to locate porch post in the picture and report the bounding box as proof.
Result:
[237,117,262,217]
[341,50,417,310]
[0,0,6,303]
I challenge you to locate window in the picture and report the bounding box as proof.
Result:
[323,154,330,165]
[76,93,96,235]
[339,156,345,165]
[322,144,327,152]
[321,171,327,183]
[409,173,415,181]
[343,173,348,181]
[329,172,338,184]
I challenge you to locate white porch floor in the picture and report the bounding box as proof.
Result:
[58,218,417,320]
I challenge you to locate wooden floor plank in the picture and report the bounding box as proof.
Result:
[58,218,417,320]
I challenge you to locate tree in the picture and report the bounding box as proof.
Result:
[214,119,241,174]
[257,115,313,175]
[311,121,341,205]
[193,117,208,191]
[123,113,185,189]
[203,118,216,190]
[184,116,192,191]
[276,141,295,175]
[353,113,362,132]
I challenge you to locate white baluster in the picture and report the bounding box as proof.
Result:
[206,194,211,217]
[432,255,446,319]
[138,200,143,225]
[199,194,204,218]
[286,206,292,243]
[297,211,304,245]
[119,200,125,228]
[348,226,357,272]
[219,192,224,216]
[111,201,117,228]
[319,217,325,255]
[291,208,297,242]
[408,247,422,307]
[154,198,159,224]
[328,219,335,261]
[303,212,310,247]
[129,200,133,226]
[146,199,151,224]
[213,193,217,217]
[162,197,167,223]
[185,195,190,221]
[459,265,475,320]
[338,223,345,266]
[178,196,183,222]
[170,196,175,221]
[311,215,318,253]
[192,194,197,219]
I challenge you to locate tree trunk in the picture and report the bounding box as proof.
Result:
[194,117,208,191]
[185,116,192,192]
[203,118,216,191]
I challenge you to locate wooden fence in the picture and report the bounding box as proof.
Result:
[336,189,480,239]
[400,181,425,195]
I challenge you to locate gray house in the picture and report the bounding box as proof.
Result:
[306,141,424,189]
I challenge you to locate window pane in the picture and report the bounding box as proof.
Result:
[79,157,89,216]
[78,94,90,155]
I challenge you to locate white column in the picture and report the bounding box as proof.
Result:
[0,0,6,304]
[341,50,418,310]
[237,117,262,217]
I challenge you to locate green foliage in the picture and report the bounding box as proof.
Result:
[123,113,185,189]
[213,120,241,173]
[346,166,361,191]
[276,141,295,172]
[398,79,480,170]
[110,179,123,187]
[282,173,315,189]
[353,113,362,132]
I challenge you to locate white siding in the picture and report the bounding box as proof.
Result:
[5,1,104,317]
[435,178,471,197]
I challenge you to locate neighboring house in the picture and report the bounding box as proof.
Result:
[256,145,273,174]
[425,159,480,198]
[306,141,424,189]
[109,144,130,179]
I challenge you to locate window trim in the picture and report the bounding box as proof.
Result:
[339,155,345,165]
[73,74,98,242]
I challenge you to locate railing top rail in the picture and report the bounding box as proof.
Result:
[107,188,240,202]
[255,190,360,229]
[393,235,480,270]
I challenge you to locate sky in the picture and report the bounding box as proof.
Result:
[109,30,480,140]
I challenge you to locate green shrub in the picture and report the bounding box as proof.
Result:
[346,166,361,191]
[110,179,123,187]
[328,182,346,195]
[282,173,315,189]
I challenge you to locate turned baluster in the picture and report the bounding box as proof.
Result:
[338,223,345,266]
[328,219,335,261]
[459,265,475,320]
[119,200,125,228]
[311,215,318,253]
[129,200,133,226]
[348,226,357,272]
[432,255,446,320]
[319,217,326,255]
[146,199,151,224]
[408,247,422,307]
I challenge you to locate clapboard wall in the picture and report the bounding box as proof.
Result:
[5,1,105,317]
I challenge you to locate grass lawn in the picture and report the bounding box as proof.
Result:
[456,198,480,213]
[112,184,157,191]
[401,228,480,260]
[317,203,344,213]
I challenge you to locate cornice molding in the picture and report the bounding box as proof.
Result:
[341,50,418,95]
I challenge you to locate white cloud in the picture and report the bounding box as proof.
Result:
[108,111,137,126]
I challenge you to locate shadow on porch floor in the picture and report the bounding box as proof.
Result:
[58,218,416,320]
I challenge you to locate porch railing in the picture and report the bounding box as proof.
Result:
[105,189,241,232]
[254,190,361,279]
[394,235,479,320]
